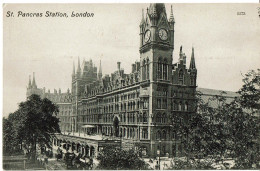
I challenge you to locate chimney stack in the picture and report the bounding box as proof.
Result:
[117,62,121,70]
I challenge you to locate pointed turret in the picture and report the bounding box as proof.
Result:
[169,5,175,23]
[140,9,145,26]
[28,75,32,88]
[98,60,102,80]
[77,57,81,77]
[72,61,75,78]
[179,46,184,62]
[149,3,158,19]
[32,72,37,89]
[189,47,196,70]
[189,47,197,86]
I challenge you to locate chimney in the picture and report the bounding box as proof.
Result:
[117,62,121,70]
[59,88,61,94]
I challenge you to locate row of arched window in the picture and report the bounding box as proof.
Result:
[155,113,167,123]
[103,101,140,113]
[157,98,167,109]
[156,129,167,140]
[120,113,148,123]
[158,58,168,80]
[172,101,189,111]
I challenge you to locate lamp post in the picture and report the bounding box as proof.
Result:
[158,140,161,170]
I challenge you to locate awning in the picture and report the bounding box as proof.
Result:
[82,125,95,128]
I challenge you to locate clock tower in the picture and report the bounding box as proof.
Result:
[139,4,175,82]
[139,3,176,157]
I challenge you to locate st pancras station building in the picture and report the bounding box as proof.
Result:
[26,3,237,159]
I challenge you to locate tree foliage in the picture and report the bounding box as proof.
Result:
[171,69,260,169]
[97,146,149,170]
[3,94,60,159]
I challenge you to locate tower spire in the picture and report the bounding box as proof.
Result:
[179,46,184,62]
[169,5,175,23]
[189,47,196,69]
[98,60,102,80]
[32,72,37,88]
[140,8,145,25]
[72,61,75,77]
[28,75,31,88]
[77,57,81,76]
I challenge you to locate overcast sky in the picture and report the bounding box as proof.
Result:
[3,3,260,117]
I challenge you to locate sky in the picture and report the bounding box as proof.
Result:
[3,3,260,117]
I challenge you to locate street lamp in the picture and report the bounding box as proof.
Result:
[157,140,161,170]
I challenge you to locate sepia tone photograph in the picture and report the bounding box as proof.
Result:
[3,3,260,170]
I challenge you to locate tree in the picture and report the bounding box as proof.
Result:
[3,116,21,155]
[238,69,260,112]
[171,69,260,169]
[3,94,60,161]
[97,146,149,170]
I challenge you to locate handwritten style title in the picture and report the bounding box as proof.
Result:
[6,11,95,18]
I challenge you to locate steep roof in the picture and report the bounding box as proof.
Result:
[198,87,239,108]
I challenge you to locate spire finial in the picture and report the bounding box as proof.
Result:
[140,8,145,25]
[72,61,75,77]
[189,47,196,69]
[28,75,31,88]
[77,57,81,73]
[32,72,37,88]
[98,60,102,80]
[169,5,175,23]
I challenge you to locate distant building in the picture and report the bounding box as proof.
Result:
[26,3,237,158]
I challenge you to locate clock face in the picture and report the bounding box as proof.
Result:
[144,30,151,42]
[159,29,168,40]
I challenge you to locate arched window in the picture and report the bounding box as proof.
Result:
[162,113,167,123]
[163,59,167,80]
[143,60,146,80]
[146,58,149,80]
[185,102,188,111]
[156,130,161,140]
[158,58,162,79]
[179,101,182,111]
[162,130,166,140]
[179,69,184,85]
[156,113,161,123]
[143,112,147,123]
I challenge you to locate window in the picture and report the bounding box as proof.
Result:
[143,60,146,80]
[185,102,188,111]
[156,113,161,123]
[143,98,149,109]
[162,98,167,109]
[179,102,182,111]
[142,128,148,139]
[157,99,161,109]
[156,130,161,140]
[162,113,167,123]
[158,58,162,80]
[179,69,184,85]
[143,112,147,123]
[146,58,149,80]
[163,59,167,80]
